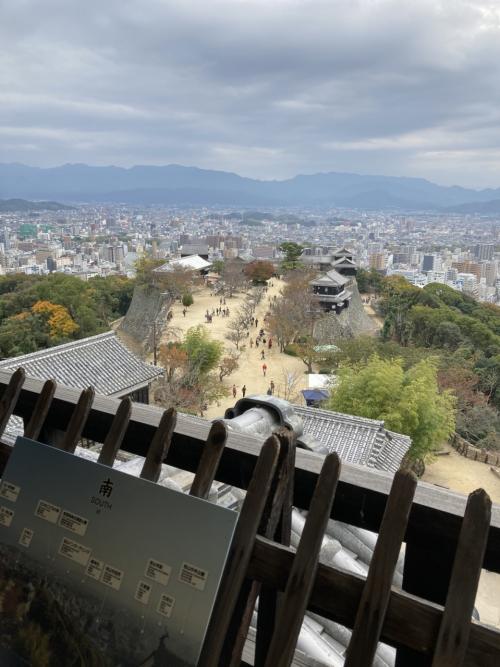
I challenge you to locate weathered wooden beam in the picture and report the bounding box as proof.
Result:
[264,453,341,667]
[345,469,417,666]
[248,537,500,666]
[198,436,280,667]
[190,420,227,498]
[140,407,177,482]
[254,428,296,667]
[228,429,296,667]
[0,368,25,438]
[1,371,499,573]
[60,387,95,453]
[97,397,132,466]
[431,489,492,667]
[24,378,57,440]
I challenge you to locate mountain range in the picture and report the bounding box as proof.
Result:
[0,198,73,213]
[1,163,500,211]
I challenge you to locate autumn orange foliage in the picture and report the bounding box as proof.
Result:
[31,300,79,339]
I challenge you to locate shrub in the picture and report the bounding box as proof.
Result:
[182,293,194,308]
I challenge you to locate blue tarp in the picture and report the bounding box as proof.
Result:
[302,389,329,402]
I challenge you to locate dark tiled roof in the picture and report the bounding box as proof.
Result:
[294,405,411,472]
[0,332,162,396]
[310,269,348,287]
[333,247,353,259]
[332,256,356,267]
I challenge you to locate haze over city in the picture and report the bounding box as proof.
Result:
[2,0,500,188]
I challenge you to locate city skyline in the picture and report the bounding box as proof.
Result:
[2,1,500,188]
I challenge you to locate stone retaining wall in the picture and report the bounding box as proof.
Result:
[452,433,500,467]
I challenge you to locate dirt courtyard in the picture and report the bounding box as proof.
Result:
[162,278,311,418]
[424,445,500,627]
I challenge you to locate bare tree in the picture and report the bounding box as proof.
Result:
[222,260,249,297]
[278,369,302,402]
[267,269,324,366]
[218,352,240,382]
[226,314,248,350]
[239,297,256,328]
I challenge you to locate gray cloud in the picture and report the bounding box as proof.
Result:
[1,0,500,187]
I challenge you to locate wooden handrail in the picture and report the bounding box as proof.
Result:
[0,369,498,665]
[248,537,500,666]
[0,369,499,575]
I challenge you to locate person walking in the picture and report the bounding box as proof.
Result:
[261,349,265,360]
[268,338,272,349]
[270,379,275,395]
[232,384,237,398]
[250,338,254,348]
[262,363,267,376]
[242,385,246,397]
[255,319,258,328]
[255,338,259,348]
[183,308,186,317]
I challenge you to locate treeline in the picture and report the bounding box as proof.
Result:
[355,269,500,451]
[0,273,134,358]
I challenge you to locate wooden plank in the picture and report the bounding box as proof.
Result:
[97,397,132,466]
[345,469,417,667]
[254,428,296,667]
[431,488,492,667]
[140,407,177,482]
[198,436,280,667]
[190,420,227,498]
[60,387,95,453]
[24,379,57,440]
[226,429,296,667]
[247,537,500,666]
[0,367,25,438]
[264,453,341,667]
[1,371,500,573]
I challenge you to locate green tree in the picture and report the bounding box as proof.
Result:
[279,242,304,271]
[156,328,226,415]
[356,267,384,294]
[182,292,194,308]
[327,356,456,462]
[211,259,224,274]
[135,256,165,287]
[183,326,224,375]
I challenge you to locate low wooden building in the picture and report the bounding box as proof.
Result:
[310,269,352,313]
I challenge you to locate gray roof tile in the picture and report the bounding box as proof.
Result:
[294,405,411,472]
[0,332,162,396]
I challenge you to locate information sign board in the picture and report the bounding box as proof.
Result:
[0,437,238,666]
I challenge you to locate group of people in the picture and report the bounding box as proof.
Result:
[231,380,275,399]
[205,306,230,323]
[250,328,273,354]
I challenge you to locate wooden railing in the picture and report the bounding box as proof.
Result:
[0,368,499,666]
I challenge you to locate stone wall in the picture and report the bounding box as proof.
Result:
[452,433,500,467]
[118,285,172,356]
[314,281,379,342]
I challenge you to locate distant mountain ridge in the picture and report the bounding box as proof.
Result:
[444,199,500,214]
[0,198,74,212]
[1,162,499,211]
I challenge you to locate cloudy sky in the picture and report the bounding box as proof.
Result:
[1,0,500,187]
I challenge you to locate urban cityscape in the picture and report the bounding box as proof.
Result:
[1,204,498,305]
